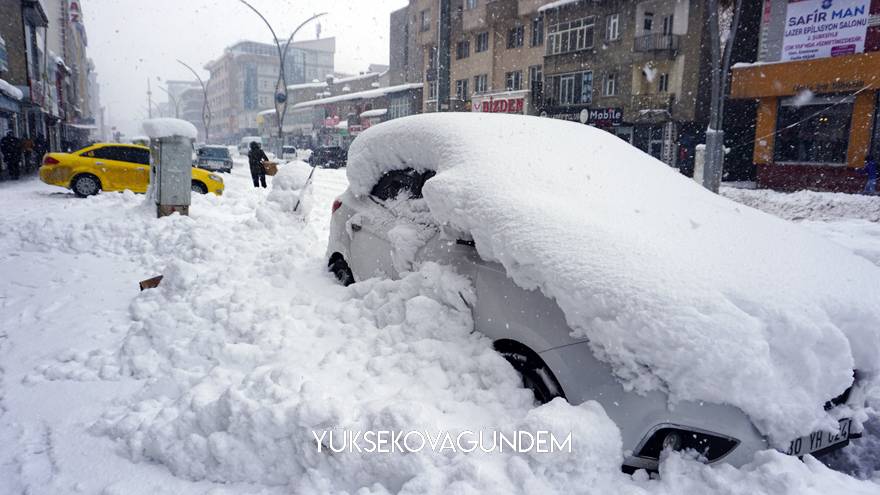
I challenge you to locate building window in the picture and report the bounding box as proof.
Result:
[604,72,617,96]
[508,25,524,49]
[455,79,469,100]
[547,71,592,106]
[389,95,412,119]
[456,40,470,59]
[528,65,543,88]
[474,74,488,94]
[658,73,669,93]
[428,81,437,100]
[420,9,431,32]
[465,0,478,9]
[775,96,853,164]
[505,71,522,91]
[547,17,595,55]
[662,15,674,35]
[531,17,544,47]
[475,32,490,52]
[606,14,620,41]
[643,12,654,31]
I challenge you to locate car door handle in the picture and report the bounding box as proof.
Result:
[95,161,105,165]
[351,223,362,232]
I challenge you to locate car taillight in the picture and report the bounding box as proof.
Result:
[43,156,59,165]
[332,199,342,213]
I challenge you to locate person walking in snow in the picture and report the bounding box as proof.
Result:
[0,130,22,180]
[859,154,877,195]
[248,141,269,189]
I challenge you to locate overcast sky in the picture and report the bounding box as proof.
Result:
[86,0,408,135]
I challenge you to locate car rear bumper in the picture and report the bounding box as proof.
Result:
[39,165,71,188]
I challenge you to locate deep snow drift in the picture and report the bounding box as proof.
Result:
[0,157,879,493]
[347,113,880,445]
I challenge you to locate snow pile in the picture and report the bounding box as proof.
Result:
[0,78,23,100]
[348,113,880,444]
[259,160,315,222]
[142,118,198,140]
[722,187,880,222]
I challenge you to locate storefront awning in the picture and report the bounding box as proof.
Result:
[731,52,880,99]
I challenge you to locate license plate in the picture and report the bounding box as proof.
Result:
[784,418,851,457]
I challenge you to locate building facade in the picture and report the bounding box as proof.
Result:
[731,0,880,192]
[204,38,335,144]
[392,0,760,174]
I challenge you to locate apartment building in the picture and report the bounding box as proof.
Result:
[204,38,335,144]
[391,0,760,174]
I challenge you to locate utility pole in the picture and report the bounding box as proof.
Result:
[700,0,743,193]
[436,0,451,112]
[235,0,326,156]
[177,60,212,143]
[147,78,153,119]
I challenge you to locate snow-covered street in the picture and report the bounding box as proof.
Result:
[0,161,879,494]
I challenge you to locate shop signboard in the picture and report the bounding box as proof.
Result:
[541,107,624,127]
[471,90,530,115]
[782,0,870,61]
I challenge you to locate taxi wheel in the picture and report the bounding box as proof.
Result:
[72,174,101,197]
[191,181,208,194]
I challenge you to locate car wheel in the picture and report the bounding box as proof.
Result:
[191,181,208,194]
[328,255,355,286]
[499,349,563,405]
[72,174,101,197]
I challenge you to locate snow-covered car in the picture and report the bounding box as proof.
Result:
[195,145,233,173]
[281,145,298,161]
[326,113,880,472]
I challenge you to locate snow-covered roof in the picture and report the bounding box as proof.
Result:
[141,118,198,140]
[292,83,422,110]
[0,78,23,101]
[538,0,584,12]
[287,71,382,92]
[359,108,388,118]
[346,113,880,444]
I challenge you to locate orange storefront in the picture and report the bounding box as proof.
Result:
[730,52,880,192]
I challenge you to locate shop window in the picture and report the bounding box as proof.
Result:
[775,95,853,164]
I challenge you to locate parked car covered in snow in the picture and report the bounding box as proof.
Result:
[309,146,347,169]
[195,145,233,173]
[326,113,880,472]
[39,143,224,197]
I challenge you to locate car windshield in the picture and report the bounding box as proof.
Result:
[198,147,228,158]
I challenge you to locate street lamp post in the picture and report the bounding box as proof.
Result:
[177,60,212,144]
[235,0,326,155]
[157,86,181,119]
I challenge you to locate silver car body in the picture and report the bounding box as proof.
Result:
[326,180,863,472]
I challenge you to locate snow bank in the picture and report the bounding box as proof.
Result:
[722,187,880,223]
[142,118,198,140]
[347,113,880,444]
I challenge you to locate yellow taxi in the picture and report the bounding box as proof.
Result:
[39,143,224,197]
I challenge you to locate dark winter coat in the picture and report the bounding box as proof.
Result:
[0,134,22,162]
[248,148,269,174]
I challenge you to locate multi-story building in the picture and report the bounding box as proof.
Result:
[391,0,760,175]
[179,85,207,142]
[731,0,880,192]
[204,37,335,144]
[257,71,419,150]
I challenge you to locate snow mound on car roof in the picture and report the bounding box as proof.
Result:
[347,113,880,444]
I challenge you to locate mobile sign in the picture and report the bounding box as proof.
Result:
[782,0,870,61]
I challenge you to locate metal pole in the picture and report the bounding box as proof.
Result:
[177,60,212,143]
[157,86,180,119]
[437,0,451,112]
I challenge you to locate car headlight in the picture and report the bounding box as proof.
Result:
[209,174,223,183]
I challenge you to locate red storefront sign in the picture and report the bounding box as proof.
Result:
[472,96,525,114]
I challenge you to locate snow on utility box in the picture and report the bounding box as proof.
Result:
[142,119,198,217]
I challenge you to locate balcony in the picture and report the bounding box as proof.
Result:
[634,34,681,53]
